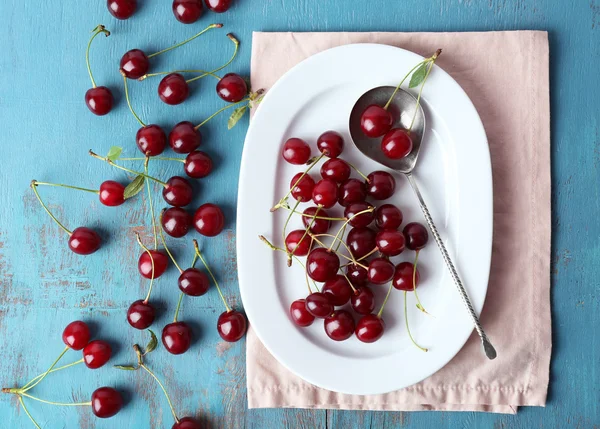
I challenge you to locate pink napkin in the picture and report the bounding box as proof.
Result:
[247,31,551,414]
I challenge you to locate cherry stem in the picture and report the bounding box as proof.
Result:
[136,233,156,302]
[334,224,346,253]
[412,250,429,314]
[139,69,221,81]
[20,346,69,393]
[377,282,394,318]
[140,364,179,423]
[20,359,84,392]
[328,207,374,252]
[408,59,436,132]
[282,198,302,265]
[272,153,326,211]
[383,60,426,110]
[123,75,146,127]
[144,158,158,250]
[18,392,91,407]
[358,247,378,261]
[194,98,249,130]
[344,160,369,182]
[404,291,428,352]
[290,206,322,263]
[86,25,110,88]
[193,240,231,312]
[148,23,223,59]
[89,151,168,187]
[309,233,368,269]
[32,181,99,195]
[18,396,41,429]
[159,210,183,273]
[340,271,357,293]
[173,292,185,323]
[190,252,198,268]
[118,156,185,163]
[30,181,72,236]
[280,206,345,221]
[186,33,239,84]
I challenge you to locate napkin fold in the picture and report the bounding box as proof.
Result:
[247,31,551,414]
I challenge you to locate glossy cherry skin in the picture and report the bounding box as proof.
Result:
[320,158,350,183]
[304,292,334,318]
[346,227,376,259]
[193,203,225,236]
[85,87,113,116]
[290,173,315,202]
[375,204,403,230]
[218,310,247,342]
[360,104,393,138]
[322,275,352,306]
[375,229,406,256]
[178,268,210,296]
[158,73,189,105]
[346,263,368,286]
[91,387,123,418]
[136,124,167,156]
[138,250,169,279]
[173,417,203,429]
[306,248,340,282]
[169,122,201,154]
[338,178,367,207]
[205,0,232,12]
[99,180,125,206]
[290,299,315,327]
[302,206,331,234]
[403,222,429,250]
[285,229,312,257]
[393,262,420,291]
[316,130,344,158]
[312,178,338,208]
[185,151,213,178]
[324,310,355,341]
[366,171,396,200]
[119,49,149,79]
[127,300,155,329]
[68,227,101,255]
[161,207,192,238]
[162,322,192,354]
[216,73,247,102]
[282,138,311,165]
[107,0,137,19]
[368,257,395,285]
[172,0,203,23]
[83,340,112,369]
[344,202,374,228]
[62,321,90,350]
[351,286,375,315]
[163,176,193,207]
[355,314,385,343]
[382,128,413,159]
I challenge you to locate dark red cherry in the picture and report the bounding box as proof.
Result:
[285,229,312,257]
[382,128,413,159]
[403,222,429,250]
[393,261,420,291]
[184,151,213,178]
[366,171,396,200]
[178,268,210,296]
[351,286,375,315]
[205,0,232,12]
[193,203,225,236]
[346,263,368,286]
[62,321,90,350]
[312,178,338,208]
[172,0,203,23]
[306,248,340,282]
[304,292,334,318]
[217,310,247,342]
[290,299,315,327]
[355,314,385,343]
[324,310,355,341]
[290,173,315,202]
[322,275,352,306]
[161,207,192,238]
[317,130,344,158]
[169,122,201,154]
[375,230,406,256]
[344,202,374,228]
[173,417,203,429]
[375,204,403,230]
[107,0,137,20]
[99,180,125,206]
[216,73,247,102]
[85,87,114,116]
[136,124,167,156]
[302,206,331,234]
[158,73,189,105]
[127,300,155,329]
[138,250,169,279]
[368,257,395,285]
[360,104,393,138]
[282,138,311,165]
[163,176,193,207]
[119,49,149,79]
[338,178,367,207]
[346,227,376,259]
[91,387,123,418]
[162,322,192,354]
[83,340,112,369]
[68,227,101,255]
[320,158,350,183]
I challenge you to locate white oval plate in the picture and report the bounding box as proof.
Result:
[237,44,492,395]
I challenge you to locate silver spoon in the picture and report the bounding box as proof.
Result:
[349,86,497,360]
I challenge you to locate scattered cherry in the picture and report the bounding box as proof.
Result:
[86,87,114,116]
[136,124,167,156]
[375,204,403,230]
[366,171,396,200]
[324,310,355,341]
[368,257,395,285]
[312,179,338,208]
[355,314,385,343]
[83,340,112,369]
[346,263,368,286]
[344,202,374,228]
[320,158,350,183]
[119,49,149,79]
[193,203,225,236]
[350,286,375,315]
[173,0,203,23]
[381,128,413,159]
[360,104,393,138]
[338,178,367,207]
[290,299,315,327]
[184,151,213,178]
[69,227,102,255]
[163,176,193,207]
[393,262,420,291]
[302,206,331,234]
[169,122,201,153]
[375,229,406,256]
[304,292,334,318]
[216,73,247,102]
[282,138,311,165]
[306,248,340,282]
[178,268,210,296]
[127,300,156,329]
[346,226,376,259]
[173,417,203,429]
[158,73,189,105]
[99,180,125,206]
[403,222,429,250]
[108,0,136,19]
[138,250,169,279]
[290,173,315,202]
[322,275,352,306]
[162,322,192,355]
[62,321,90,350]
[91,387,123,418]
[316,130,344,158]
[205,0,232,12]
[217,310,247,342]
[285,229,312,257]
[161,207,192,238]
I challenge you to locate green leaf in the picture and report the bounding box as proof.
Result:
[123,175,145,200]
[114,365,138,371]
[250,95,265,109]
[106,146,122,162]
[144,329,158,355]
[228,105,247,130]
[409,62,429,88]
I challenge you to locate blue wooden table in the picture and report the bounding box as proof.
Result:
[0,1,597,428]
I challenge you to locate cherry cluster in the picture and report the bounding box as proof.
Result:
[108,0,233,23]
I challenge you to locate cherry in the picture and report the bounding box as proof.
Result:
[162,322,192,355]
[338,178,367,207]
[158,73,189,105]
[216,73,247,102]
[91,387,123,418]
[282,138,311,165]
[205,0,232,12]
[173,417,203,429]
[119,49,149,79]
[290,173,315,202]
[355,314,385,343]
[375,204,403,230]
[324,310,355,341]
[368,257,395,285]
[127,300,156,329]
[85,87,113,116]
[360,104,393,138]
[344,202,374,228]
[193,203,225,236]
[173,0,203,23]
[304,292,334,318]
[302,206,331,234]
[69,227,101,255]
[375,229,406,256]
[346,263,368,286]
[366,171,396,200]
[178,268,210,296]
[285,230,312,257]
[382,128,413,159]
[99,180,125,206]
[312,178,338,208]
[320,158,350,183]
[107,0,136,19]
[83,340,112,369]
[62,321,90,350]
[163,176,193,207]
[136,124,167,156]
[169,122,201,153]
[161,207,192,238]
[316,130,344,158]
[217,310,247,342]
[138,250,169,279]
[322,275,352,306]
[184,151,213,179]
[306,248,340,282]
[290,299,315,327]
[403,222,429,250]
[393,261,420,291]
[346,227,376,259]
[351,286,375,315]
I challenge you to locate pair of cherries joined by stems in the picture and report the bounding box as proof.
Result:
[108,0,232,23]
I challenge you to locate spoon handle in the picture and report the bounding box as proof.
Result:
[406,173,497,360]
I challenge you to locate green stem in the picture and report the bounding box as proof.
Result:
[383,59,428,110]
[21,346,69,393]
[144,159,158,250]
[357,247,378,261]
[412,250,428,314]
[86,25,110,88]
[30,182,72,236]
[280,206,345,221]
[290,205,321,260]
[309,234,368,269]
[377,282,393,318]
[408,62,433,132]
[272,154,325,211]
[118,157,185,163]
[19,392,91,407]
[140,365,179,423]
[123,75,146,127]
[186,33,239,84]
[191,253,198,268]
[136,233,156,301]
[159,211,183,273]
[282,198,302,263]
[328,207,374,252]
[139,69,221,81]
[339,270,357,293]
[193,240,231,312]
[345,160,369,182]
[89,151,167,186]
[173,292,185,323]
[404,291,428,352]
[194,98,249,130]
[18,396,41,429]
[21,359,84,391]
[334,224,346,253]
[148,23,223,58]
[32,181,99,195]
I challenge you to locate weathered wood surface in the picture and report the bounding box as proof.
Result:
[0,0,597,427]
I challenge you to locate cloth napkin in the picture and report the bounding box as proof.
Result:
[246,31,551,414]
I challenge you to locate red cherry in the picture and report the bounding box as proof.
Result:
[282,138,311,165]
[68,227,101,255]
[355,314,385,343]
[162,322,192,354]
[136,124,167,156]
[312,178,338,208]
[366,171,396,200]
[375,204,403,230]
[119,49,149,79]
[338,178,367,207]
[107,0,137,19]
[381,128,413,159]
[85,87,114,116]
[205,0,232,12]
[178,268,210,296]
[158,73,189,105]
[346,263,368,286]
[285,230,312,257]
[350,286,375,315]
[306,248,340,282]
[393,262,420,291]
[290,299,315,327]
[304,292,334,318]
[316,130,344,158]
[367,257,395,285]
[320,158,350,183]
[163,176,193,207]
[184,151,213,178]
[324,310,355,341]
[99,180,125,206]
[62,321,90,350]
[290,173,315,202]
[217,310,247,342]
[344,202,374,228]
[360,104,393,138]
[346,227,376,259]
[193,203,225,236]
[169,122,201,154]
[322,275,352,306]
[172,0,203,23]
[161,207,192,238]
[375,230,406,256]
[83,340,112,369]
[216,73,247,102]
[173,417,203,429]
[127,300,155,329]
[403,222,429,250]
[302,206,330,234]
[91,387,123,418]
[138,250,169,279]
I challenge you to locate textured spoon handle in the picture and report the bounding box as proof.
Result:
[406,173,497,360]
